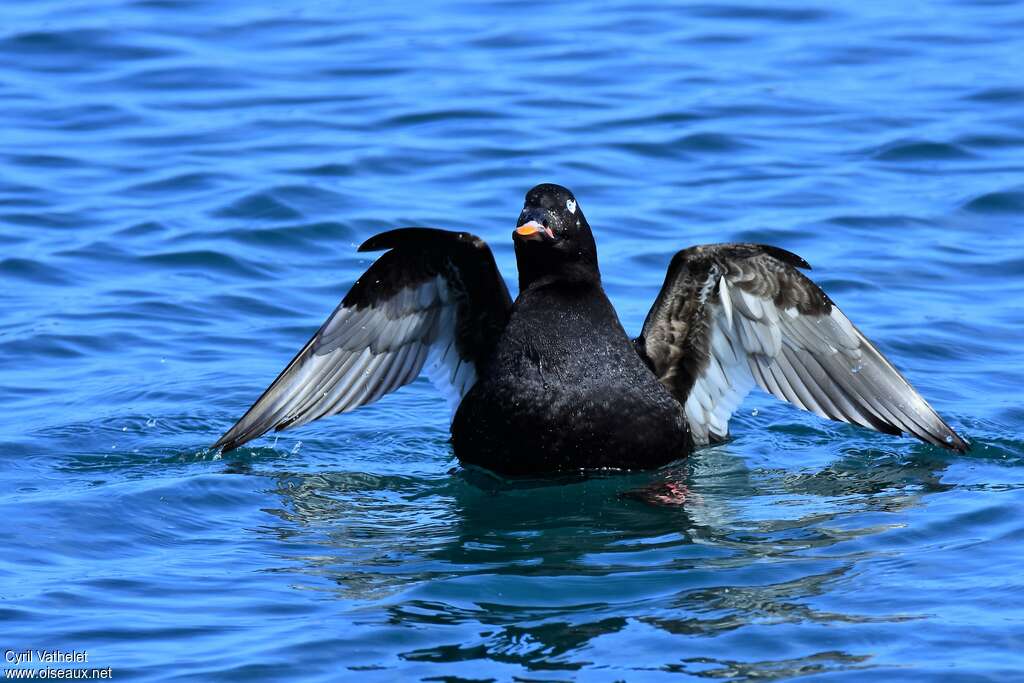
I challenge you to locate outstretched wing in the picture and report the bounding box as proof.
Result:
[636,243,968,451]
[213,228,511,453]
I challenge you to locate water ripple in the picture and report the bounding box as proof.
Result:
[1,0,1022,680]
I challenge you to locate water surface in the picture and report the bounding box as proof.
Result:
[2,1,1023,680]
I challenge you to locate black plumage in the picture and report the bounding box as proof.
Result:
[452,275,691,474]
[213,183,968,473]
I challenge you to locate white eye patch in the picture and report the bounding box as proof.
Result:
[566,199,577,214]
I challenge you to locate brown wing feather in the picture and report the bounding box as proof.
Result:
[637,243,968,451]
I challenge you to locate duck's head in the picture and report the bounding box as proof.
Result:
[513,183,600,290]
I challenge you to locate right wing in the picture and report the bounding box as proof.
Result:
[637,243,968,451]
[213,228,511,453]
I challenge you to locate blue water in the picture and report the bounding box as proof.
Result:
[2,1,1023,680]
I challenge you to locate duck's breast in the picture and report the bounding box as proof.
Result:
[451,284,690,474]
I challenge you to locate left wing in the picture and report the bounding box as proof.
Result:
[636,243,969,451]
[212,228,511,453]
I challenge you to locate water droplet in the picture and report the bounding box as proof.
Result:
[122,426,128,432]
[291,441,303,454]
[160,357,166,364]
[146,417,157,427]
[945,435,954,444]
[751,409,759,416]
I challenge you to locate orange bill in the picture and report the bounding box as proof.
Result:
[515,220,553,238]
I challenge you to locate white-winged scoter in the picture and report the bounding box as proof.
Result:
[213,183,968,473]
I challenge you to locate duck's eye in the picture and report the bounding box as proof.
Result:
[566,199,577,214]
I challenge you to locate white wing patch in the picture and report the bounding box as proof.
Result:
[685,303,755,445]
[685,272,964,449]
[424,334,477,417]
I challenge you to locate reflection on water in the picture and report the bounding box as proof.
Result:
[255,445,952,674]
[667,651,873,680]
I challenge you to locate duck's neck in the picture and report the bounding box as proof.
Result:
[518,264,601,292]
[515,241,601,292]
